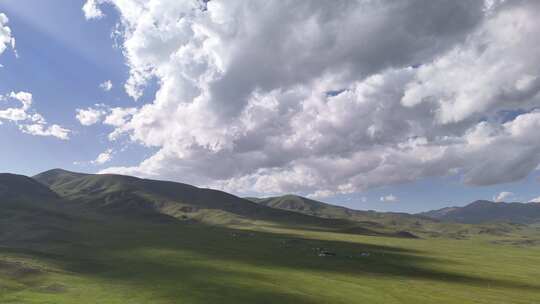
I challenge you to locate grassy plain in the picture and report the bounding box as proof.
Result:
[1,218,539,304]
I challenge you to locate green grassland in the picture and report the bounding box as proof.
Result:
[1,217,540,304]
[2,170,540,303]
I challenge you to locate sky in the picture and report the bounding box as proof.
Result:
[1,0,540,213]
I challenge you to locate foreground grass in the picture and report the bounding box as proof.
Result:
[1,219,540,304]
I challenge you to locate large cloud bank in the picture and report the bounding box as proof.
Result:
[84,0,540,197]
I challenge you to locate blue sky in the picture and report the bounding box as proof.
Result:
[0,0,153,174]
[1,1,540,213]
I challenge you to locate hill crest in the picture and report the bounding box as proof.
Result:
[0,173,59,201]
[420,200,540,224]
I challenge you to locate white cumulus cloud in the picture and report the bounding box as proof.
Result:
[76,105,137,141]
[19,123,70,140]
[83,1,540,197]
[0,13,15,57]
[75,106,106,126]
[92,148,113,164]
[493,191,513,202]
[99,80,113,91]
[0,91,70,140]
[528,196,540,203]
[82,0,105,20]
[380,195,398,203]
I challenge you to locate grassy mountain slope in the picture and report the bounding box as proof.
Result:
[0,173,81,248]
[33,169,386,233]
[250,195,439,233]
[250,194,369,222]
[251,194,425,221]
[249,195,536,239]
[32,169,89,190]
[0,173,59,202]
[420,200,540,224]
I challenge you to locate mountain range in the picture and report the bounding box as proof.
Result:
[31,169,353,228]
[248,193,540,225]
[1,169,406,239]
[1,168,540,242]
[419,200,540,224]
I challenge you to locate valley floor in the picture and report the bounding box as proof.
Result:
[1,220,540,304]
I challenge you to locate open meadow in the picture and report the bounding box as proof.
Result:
[1,217,539,304]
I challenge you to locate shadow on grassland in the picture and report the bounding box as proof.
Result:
[1,219,539,303]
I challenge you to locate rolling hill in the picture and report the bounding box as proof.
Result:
[32,169,376,231]
[249,194,352,217]
[248,195,540,238]
[0,173,80,247]
[249,194,417,221]
[0,173,59,202]
[249,194,436,231]
[420,200,540,224]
